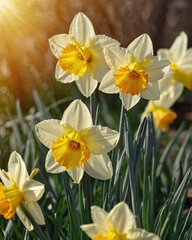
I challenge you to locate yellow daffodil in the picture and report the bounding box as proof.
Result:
[81,202,160,240]
[158,32,192,100]
[49,12,120,97]
[0,152,45,231]
[35,99,120,183]
[99,34,170,110]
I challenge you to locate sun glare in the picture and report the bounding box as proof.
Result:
[0,0,11,12]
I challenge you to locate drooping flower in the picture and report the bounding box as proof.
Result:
[0,152,45,231]
[35,99,120,183]
[157,32,192,100]
[49,12,120,97]
[99,34,170,110]
[81,202,160,240]
[142,76,179,132]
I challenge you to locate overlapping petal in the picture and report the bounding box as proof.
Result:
[119,92,140,111]
[49,34,76,58]
[76,74,98,98]
[8,152,29,187]
[80,224,100,238]
[69,12,95,46]
[140,82,160,100]
[99,70,119,94]
[84,126,120,154]
[104,45,128,70]
[35,119,64,148]
[91,206,108,229]
[0,169,11,187]
[106,202,137,234]
[45,150,66,174]
[16,206,34,231]
[67,165,84,183]
[62,99,93,131]
[143,56,170,82]
[126,228,160,240]
[55,62,79,83]
[22,179,45,203]
[87,35,120,81]
[178,48,192,71]
[26,202,45,225]
[127,34,153,61]
[84,154,113,180]
[169,32,187,62]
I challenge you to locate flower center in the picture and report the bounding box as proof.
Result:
[0,182,23,219]
[59,43,92,76]
[93,232,127,240]
[51,130,90,169]
[171,62,192,90]
[151,104,177,132]
[113,63,148,95]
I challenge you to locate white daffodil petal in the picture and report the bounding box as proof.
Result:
[158,70,173,94]
[67,166,84,183]
[99,70,119,94]
[87,35,119,82]
[126,228,160,240]
[143,56,170,82]
[49,34,75,58]
[35,119,64,148]
[178,48,192,71]
[16,206,33,231]
[85,126,120,154]
[127,34,153,61]
[104,45,128,71]
[22,179,45,203]
[119,92,140,111]
[55,62,79,83]
[45,150,66,174]
[169,32,187,62]
[26,202,45,225]
[8,152,29,187]
[91,206,108,231]
[154,81,184,108]
[80,224,100,238]
[62,99,93,131]
[69,12,95,46]
[55,62,70,81]
[91,35,120,49]
[76,74,98,98]
[84,154,113,180]
[140,82,160,100]
[0,170,11,187]
[157,49,171,61]
[107,202,137,234]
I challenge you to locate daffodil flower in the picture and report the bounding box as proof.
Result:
[99,34,170,110]
[35,99,120,183]
[158,32,192,99]
[81,202,160,240]
[49,12,120,97]
[0,152,45,231]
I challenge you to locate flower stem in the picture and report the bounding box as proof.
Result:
[20,202,47,240]
[89,92,96,123]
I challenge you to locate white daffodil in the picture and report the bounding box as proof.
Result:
[81,202,160,240]
[49,12,119,97]
[157,32,192,100]
[99,34,170,111]
[35,99,120,183]
[0,152,45,231]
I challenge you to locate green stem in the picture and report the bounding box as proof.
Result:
[20,202,47,240]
